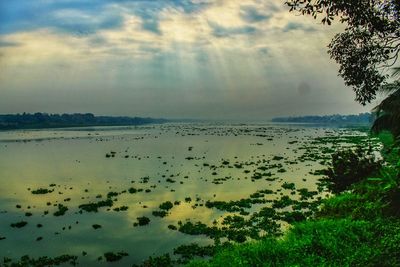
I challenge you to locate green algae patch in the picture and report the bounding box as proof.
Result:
[78,199,113,212]
[92,224,102,229]
[281,182,296,190]
[2,255,78,266]
[178,221,216,236]
[159,201,174,211]
[113,206,128,212]
[168,224,177,230]
[272,196,295,209]
[174,243,217,262]
[10,221,28,228]
[103,251,129,262]
[152,210,169,217]
[128,187,138,194]
[107,191,119,198]
[53,204,68,216]
[134,216,150,226]
[31,188,54,194]
[205,199,255,213]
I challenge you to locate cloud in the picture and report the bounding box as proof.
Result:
[50,8,124,35]
[258,47,269,55]
[240,6,272,23]
[283,22,316,32]
[141,19,161,35]
[88,35,109,47]
[0,0,370,119]
[0,39,20,47]
[209,22,257,38]
[0,0,339,63]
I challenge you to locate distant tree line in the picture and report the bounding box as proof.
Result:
[272,113,373,124]
[0,113,168,130]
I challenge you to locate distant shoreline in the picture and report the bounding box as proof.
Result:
[272,113,373,125]
[0,112,374,131]
[0,113,168,131]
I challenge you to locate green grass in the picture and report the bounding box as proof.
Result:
[188,219,400,267]
[316,192,385,220]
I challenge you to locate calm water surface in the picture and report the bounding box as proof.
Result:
[0,123,372,265]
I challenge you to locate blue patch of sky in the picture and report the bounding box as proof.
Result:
[0,0,121,34]
[0,0,210,35]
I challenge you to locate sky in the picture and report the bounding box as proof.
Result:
[0,0,377,120]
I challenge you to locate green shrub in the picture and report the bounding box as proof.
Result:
[321,146,381,193]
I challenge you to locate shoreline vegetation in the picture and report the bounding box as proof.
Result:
[0,113,168,130]
[0,112,374,132]
[272,113,373,125]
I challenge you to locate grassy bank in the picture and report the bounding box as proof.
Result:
[188,133,400,267]
[188,219,400,267]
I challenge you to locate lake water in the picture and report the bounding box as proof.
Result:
[0,123,375,266]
